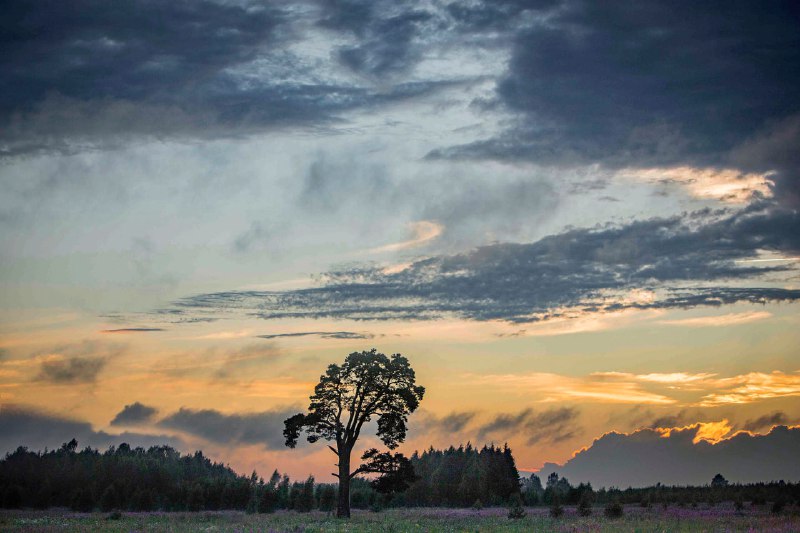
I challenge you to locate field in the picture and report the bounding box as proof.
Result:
[2,504,799,532]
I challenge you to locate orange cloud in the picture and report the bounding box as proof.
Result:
[369,220,443,254]
[698,371,800,406]
[620,166,772,203]
[655,419,734,444]
[658,311,772,327]
[464,372,676,405]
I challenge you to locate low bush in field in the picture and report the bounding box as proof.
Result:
[604,500,624,518]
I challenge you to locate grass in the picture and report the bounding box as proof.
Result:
[2,504,799,532]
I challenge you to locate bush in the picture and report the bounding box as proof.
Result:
[317,485,336,513]
[734,497,744,513]
[508,504,527,519]
[106,511,123,520]
[472,499,483,510]
[604,500,624,519]
[577,492,593,516]
[549,502,564,518]
[771,499,786,514]
[508,493,526,519]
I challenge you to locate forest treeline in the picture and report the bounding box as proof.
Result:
[1,439,798,512]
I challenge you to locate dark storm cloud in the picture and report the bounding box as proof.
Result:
[477,407,579,445]
[0,404,181,456]
[445,0,559,32]
[256,331,374,340]
[431,1,800,196]
[460,0,799,164]
[537,425,800,487]
[0,0,462,156]
[157,407,299,450]
[110,402,158,426]
[34,340,126,384]
[170,204,800,323]
[742,412,790,433]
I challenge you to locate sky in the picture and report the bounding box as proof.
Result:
[1,0,799,488]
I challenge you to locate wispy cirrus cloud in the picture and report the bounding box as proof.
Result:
[657,311,772,328]
[367,220,443,254]
[465,372,677,405]
[466,369,800,408]
[698,371,800,406]
[255,331,374,340]
[100,328,165,334]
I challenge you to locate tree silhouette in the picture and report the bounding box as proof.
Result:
[283,349,424,518]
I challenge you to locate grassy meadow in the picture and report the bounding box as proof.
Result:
[2,504,799,532]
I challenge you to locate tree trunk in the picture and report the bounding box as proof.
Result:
[337,449,351,518]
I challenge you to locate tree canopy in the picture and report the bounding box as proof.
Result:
[284,349,424,517]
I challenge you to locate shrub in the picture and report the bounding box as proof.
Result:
[508,493,526,520]
[771,499,786,514]
[604,500,624,518]
[577,492,593,516]
[734,496,744,513]
[106,511,123,520]
[317,485,336,513]
[472,499,483,510]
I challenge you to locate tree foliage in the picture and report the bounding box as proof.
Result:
[283,349,424,517]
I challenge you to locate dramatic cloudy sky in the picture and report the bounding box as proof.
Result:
[1,0,799,486]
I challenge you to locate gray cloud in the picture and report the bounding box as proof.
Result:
[171,205,800,324]
[329,2,435,79]
[34,340,126,384]
[101,328,165,333]
[37,356,107,384]
[477,408,532,441]
[231,152,561,256]
[432,1,800,175]
[212,343,283,380]
[110,402,159,426]
[157,406,299,450]
[0,404,181,456]
[477,407,579,445]
[742,412,790,433]
[256,331,373,340]
[413,410,477,436]
[0,1,464,157]
[538,424,800,487]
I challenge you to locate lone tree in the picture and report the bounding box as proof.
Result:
[284,349,424,518]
